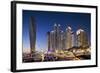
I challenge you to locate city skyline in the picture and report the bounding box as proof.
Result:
[22,10,91,53]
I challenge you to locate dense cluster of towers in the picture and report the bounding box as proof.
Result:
[47,23,89,52]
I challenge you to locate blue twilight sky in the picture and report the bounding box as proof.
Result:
[22,10,91,52]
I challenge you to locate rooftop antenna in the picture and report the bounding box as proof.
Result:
[54,23,57,26]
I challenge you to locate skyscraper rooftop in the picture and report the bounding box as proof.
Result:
[76,29,84,35]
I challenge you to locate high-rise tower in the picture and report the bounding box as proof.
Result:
[47,23,63,52]
[65,26,73,49]
[76,29,89,48]
[29,16,36,53]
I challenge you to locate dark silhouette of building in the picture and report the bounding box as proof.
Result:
[47,31,51,51]
[29,16,36,53]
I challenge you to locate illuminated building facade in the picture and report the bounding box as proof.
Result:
[65,26,73,49]
[47,23,64,52]
[71,32,75,47]
[47,24,89,52]
[76,29,89,48]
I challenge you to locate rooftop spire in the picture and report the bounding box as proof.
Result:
[54,23,57,26]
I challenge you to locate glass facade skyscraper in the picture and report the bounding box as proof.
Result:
[76,29,89,48]
[65,26,73,49]
[47,23,63,52]
[29,16,36,53]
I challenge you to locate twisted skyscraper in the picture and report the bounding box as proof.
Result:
[29,16,36,53]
